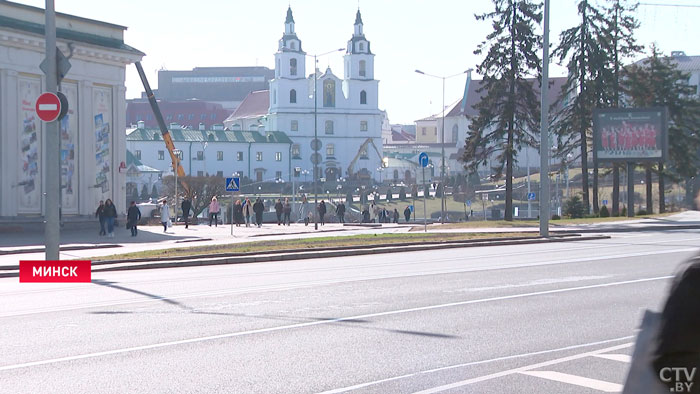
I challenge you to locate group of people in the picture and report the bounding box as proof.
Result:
[360,203,410,224]
[96,199,143,237]
[231,197,269,228]
[273,198,294,226]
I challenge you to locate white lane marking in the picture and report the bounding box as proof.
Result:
[451,275,611,293]
[519,371,623,392]
[1,244,692,317]
[38,103,57,111]
[412,343,633,394]
[318,336,634,394]
[594,353,632,363]
[0,276,664,372]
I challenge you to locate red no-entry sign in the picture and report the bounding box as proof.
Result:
[35,92,62,122]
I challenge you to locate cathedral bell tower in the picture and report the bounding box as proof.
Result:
[275,7,306,80]
[343,9,374,80]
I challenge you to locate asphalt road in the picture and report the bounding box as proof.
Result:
[1,230,698,393]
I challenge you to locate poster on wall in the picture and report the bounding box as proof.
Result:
[93,88,112,197]
[18,78,41,214]
[60,83,79,213]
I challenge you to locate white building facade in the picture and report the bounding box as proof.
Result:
[0,1,143,218]
[265,8,383,181]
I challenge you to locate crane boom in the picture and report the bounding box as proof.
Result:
[134,62,189,195]
[346,138,383,179]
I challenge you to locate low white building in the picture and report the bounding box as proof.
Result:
[126,123,294,184]
[0,1,143,219]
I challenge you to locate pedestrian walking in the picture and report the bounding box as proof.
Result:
[362,207,370,223]
[404,205,411,222]
[243,198,252,227]
[336,201,345,223]
[318,200,327,226]
[160,199,170,232]
[253,197,265,227]
[127,201,142,236]
[274,198,284,225]
[369,203,376,223]
[181,197,192,228]
[95,200,106,236]
[209,196,220,227]
[300,195,309,226]
[283,198,292,226]
[393,208,399,224]
[103,199,117,237]
[234,199,243,226]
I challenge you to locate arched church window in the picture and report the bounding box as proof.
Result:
[290,41,296,50]
[452,124,458,142]
[290,58,297,76]
[360,90,367,105]
[323,79,335,107]
[290,89,297,104]
[359,60,366,77]
[359,42,364,52]
[325,120,334,135]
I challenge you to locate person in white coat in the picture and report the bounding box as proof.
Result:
[160,200,170,232]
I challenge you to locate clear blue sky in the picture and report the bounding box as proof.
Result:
[12,0,700,123]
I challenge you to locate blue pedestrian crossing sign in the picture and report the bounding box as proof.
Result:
[225,177,240,192]
[467,200,471,206]
[418,152,429,168]
[527,192,536,201]
[602,199,608,205]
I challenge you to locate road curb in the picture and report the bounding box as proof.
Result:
[0,234,610,278]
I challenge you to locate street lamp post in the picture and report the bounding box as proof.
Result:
[311,48,344,230]
[415,68,471,224]
[173,149,182,223]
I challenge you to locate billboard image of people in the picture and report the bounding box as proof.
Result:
[593,108,668,162]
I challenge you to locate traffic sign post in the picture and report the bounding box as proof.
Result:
[602,199,608,206]
[419,152,428,233]
[35,92,62,122]
[226,177,240,236]
[527,193,536,201]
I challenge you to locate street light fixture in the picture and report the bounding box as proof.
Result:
[310,48,344,230]
[415,68,472,223]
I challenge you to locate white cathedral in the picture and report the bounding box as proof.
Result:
[264,7,383,182]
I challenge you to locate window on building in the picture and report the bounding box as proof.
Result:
[394,170,399,180]
[360,90,367,104]
[217,151,223,161]
[360,120,368,131]
[176,151,184,160]
[237,152,243,161]
[200,113,207,121]
[256,152,263,161]
[146,114,152,121]
[188,114,194,120]
[291,120,298,131]
[249,124,257,131]
[216,171,223,177]
[290,41,296,50]
[323,79,335,107]
[325,120,334,135]
[359,60,366,77]
[290,89,297,103]
[276,171,282,180]
[211,113,216,120]
[158,150,164,160]
[134,150,141,160]
[256,170,263,182]
[197,171,204,177]
[177,114,184,121]
[292,144,301,159]
[422,127,426,136]
[196,151,204,160]
[273,89,277,105]
[166,115,173,121]
[275,152,282,161]
[233,124,241,130]
[359,42,365,52]
[290,58,297,76]
[360,147,368,159]
[452,124,459,142]
[326,143,335,157]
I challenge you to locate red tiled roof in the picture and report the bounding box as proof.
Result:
[226,90,270,121]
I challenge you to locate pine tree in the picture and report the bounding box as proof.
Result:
[599,0,642,215]
[552,0,608,215]
[622,45,700,213]
[462,0,542,221]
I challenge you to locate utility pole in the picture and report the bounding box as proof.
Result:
[44,0,60,260]
[539,0,551,237]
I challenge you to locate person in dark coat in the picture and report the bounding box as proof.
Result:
[103,199,117,237]
[652,254,700,391]
[234,199,243,226]
[404,206,412,222]
[318,200,327,225]
[336,202,346,223]
[362,207,370,223]
[181,198,192,229]
[253,198,265,228]
[95,200,106,236]
[393,208,400,224]
[274,199,284,225]
[283,198,292,226]
[127,201,142,236]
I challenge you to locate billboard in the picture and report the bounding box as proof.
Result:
[593,107,668,162]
